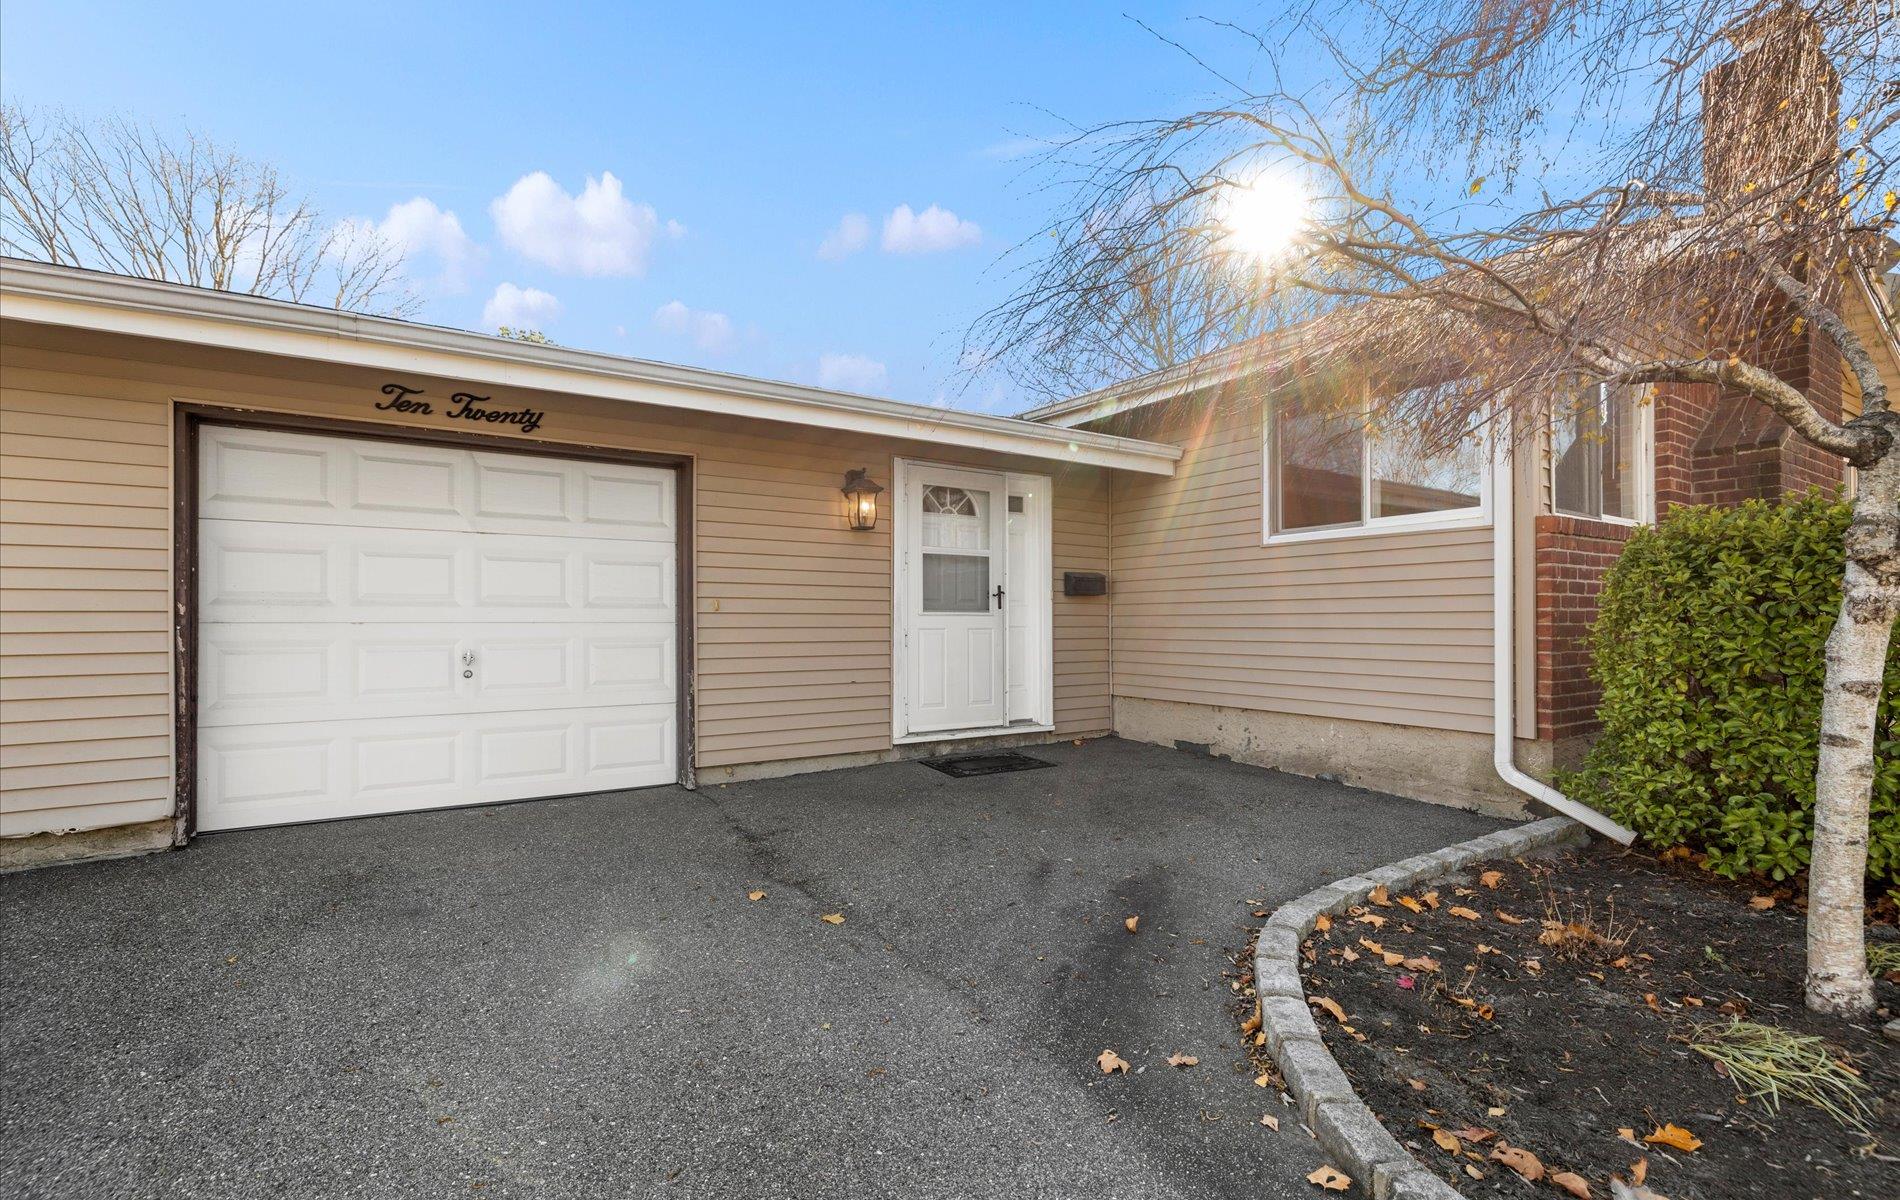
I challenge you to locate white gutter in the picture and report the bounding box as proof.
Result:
[1492,429,1637,844]
[0,258,1181,477]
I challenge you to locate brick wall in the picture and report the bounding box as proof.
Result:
[1534,516,1635,741]
[1534,332,1850,745]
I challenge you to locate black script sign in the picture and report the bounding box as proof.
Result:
[375,383,546,435]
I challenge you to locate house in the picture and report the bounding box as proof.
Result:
[6,245,1884,871]
[2,240,1894,868]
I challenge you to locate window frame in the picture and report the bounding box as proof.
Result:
[1260,381,1493,546]
[1547,381,1655,527]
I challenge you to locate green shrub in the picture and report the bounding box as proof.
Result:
[1566,493,1900,892]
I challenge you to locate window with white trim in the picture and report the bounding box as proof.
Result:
[1265,383,1489,542]
[1550,382,1650,523]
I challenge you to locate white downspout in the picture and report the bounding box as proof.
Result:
[1492,427,1637,844]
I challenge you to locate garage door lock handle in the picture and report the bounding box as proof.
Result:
[462,649,476,678]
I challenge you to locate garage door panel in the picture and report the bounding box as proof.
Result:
[197,426,678,831]
[198,622,675,725]
[200,521,674,623]
[197,704,675,830]
[201,427,674,539]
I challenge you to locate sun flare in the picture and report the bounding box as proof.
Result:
[1218,172,1309,261]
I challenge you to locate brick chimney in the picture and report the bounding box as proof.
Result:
[1690,4,1850,503]
[1700,6,1839,207]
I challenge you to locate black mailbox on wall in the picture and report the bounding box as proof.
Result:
[1063,571,1108,597]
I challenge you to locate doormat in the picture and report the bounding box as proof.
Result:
[920,752,1056,778]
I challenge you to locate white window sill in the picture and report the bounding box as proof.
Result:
[1263,510,1490,547]
[1553,512,1646,528]
[895,721,1054,746]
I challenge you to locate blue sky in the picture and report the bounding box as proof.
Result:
[2,1,1278,410]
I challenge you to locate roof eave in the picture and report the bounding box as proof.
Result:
[0,259,1180,476]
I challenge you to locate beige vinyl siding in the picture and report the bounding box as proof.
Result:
[1,365,174,836]
[1105,396,1495,735]
[0,324,1113,836]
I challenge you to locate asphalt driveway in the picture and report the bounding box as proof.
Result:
[1,738,1507,1199]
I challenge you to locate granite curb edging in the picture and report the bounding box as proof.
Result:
[1252,816,1593,1200]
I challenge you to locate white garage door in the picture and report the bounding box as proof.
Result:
[195,426,678,831]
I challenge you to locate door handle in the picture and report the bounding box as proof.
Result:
[993,585,1005,608]
[462,649,476,679]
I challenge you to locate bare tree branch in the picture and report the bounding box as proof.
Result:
[0,106,417,317]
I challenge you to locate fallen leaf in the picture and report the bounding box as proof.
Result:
[1254,1073,1274,1087]
[1306,1166,1352,1191]
[1490,1144,1545,1182]
[1464,1163,1485,1180]
[1630,1157,1648,1184]
[1097,1049,1131,1075]
[1643,993,1661,1014]
[1124,915,1140,933]
[1382,950,1405,967]
[1166,1052,1199,1068]
[1241,1011,1263,1036]
[820,912,846,925]
[747,890,767,901]
[1611,1182,1671,1200]
[1313,913,1333,933]
[1260,1112,1281,1130]
[1403,955,1440,973]
[1748,895,1776,910]
[1487,1105,1507,1117]
[1450,1126,1497,1143]
[1495,911,1528,925]
[1480,870,1504,889]
[1397,895,1425,913]
[1407,1077,1428,1091]
[1355,912,1388,929]
[1552,1171,1592,1199]
[1358,937,1385,955]
[1398,975,1416,990]
[1448,906,1482,921]
[1644,1124,1701,1153]
[1339,947,1359,963]
[1368,885,1392,906]
[1422,890,1441,909]
[1310,996,1349,1023]
[1616,1128,1637,1143]
[1431,1128,1461,1153]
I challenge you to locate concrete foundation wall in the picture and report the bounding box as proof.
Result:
[1113,696,1543,820]
[0,817,174,873]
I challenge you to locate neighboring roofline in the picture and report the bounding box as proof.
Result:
[1017,330,1298,428]
[0,258,1180,476]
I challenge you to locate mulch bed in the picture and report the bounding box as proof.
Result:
[1288,843,1898,1199]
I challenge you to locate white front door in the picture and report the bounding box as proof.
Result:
[194,425,678,831]
[902,464,1009,734]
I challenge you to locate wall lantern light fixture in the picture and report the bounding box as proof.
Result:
[842,468,883,531]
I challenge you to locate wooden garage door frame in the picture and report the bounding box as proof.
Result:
[171,402,696,838]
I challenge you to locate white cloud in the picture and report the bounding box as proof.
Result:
[481,282,561,330]
[817,212,871,260]
[374,197,480,290]
[880,204,981,255]
[818,352,888,394]
[652,300,736,354]
[490,171,669,276]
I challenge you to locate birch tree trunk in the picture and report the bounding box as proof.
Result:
[1806,436,1899,1016]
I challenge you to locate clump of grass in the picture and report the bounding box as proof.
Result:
[1690,1018,1872,1131]
[1536,884,1637,964]
[1869,940,1900,975]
